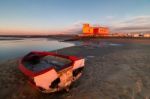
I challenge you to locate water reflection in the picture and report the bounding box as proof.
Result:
[0,38,74,60]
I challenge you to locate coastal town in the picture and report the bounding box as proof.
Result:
[80,23,150,38]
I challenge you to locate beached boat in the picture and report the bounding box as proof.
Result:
[19,51,85,93]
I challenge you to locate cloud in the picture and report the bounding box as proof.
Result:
[2,16,150,35]
[56,21,85,34]
[59,15,150,34]
[108,16,150,33]
[63,15,150,34]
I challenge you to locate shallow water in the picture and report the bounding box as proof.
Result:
[0,37,74,60]
[72,41,123,47]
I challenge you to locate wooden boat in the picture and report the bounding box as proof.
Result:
[19,51,85,93]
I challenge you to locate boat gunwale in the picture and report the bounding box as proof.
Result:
[19,51,81,77]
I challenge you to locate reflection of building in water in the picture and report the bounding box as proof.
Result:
[82,24,109,36]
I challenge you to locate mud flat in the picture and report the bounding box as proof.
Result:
[0,38,150,99]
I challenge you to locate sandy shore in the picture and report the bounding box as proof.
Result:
[0,38,150,99]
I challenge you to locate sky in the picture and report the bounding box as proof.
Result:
[0,0,150,35]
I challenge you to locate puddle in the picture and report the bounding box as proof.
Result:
[71,41,123,48]
[109,43,123,46]
[87,56,95,58]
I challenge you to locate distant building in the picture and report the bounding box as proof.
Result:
[82,24,109,36]
[143,33,150,38]
[132,33,139,37]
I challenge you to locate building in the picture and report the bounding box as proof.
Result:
[143,33,150,38]
[83,24,109,36]
[132,33,139,37]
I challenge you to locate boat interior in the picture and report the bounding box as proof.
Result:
[23,54,72,72]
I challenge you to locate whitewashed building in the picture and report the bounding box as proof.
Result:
[132,33,139,37]
[143,33,150,38]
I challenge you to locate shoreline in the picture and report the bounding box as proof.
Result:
[0,38,150,99]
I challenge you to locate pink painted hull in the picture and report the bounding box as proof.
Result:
[19,51,85,93]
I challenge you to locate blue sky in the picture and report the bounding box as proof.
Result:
[0,0,150,34]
